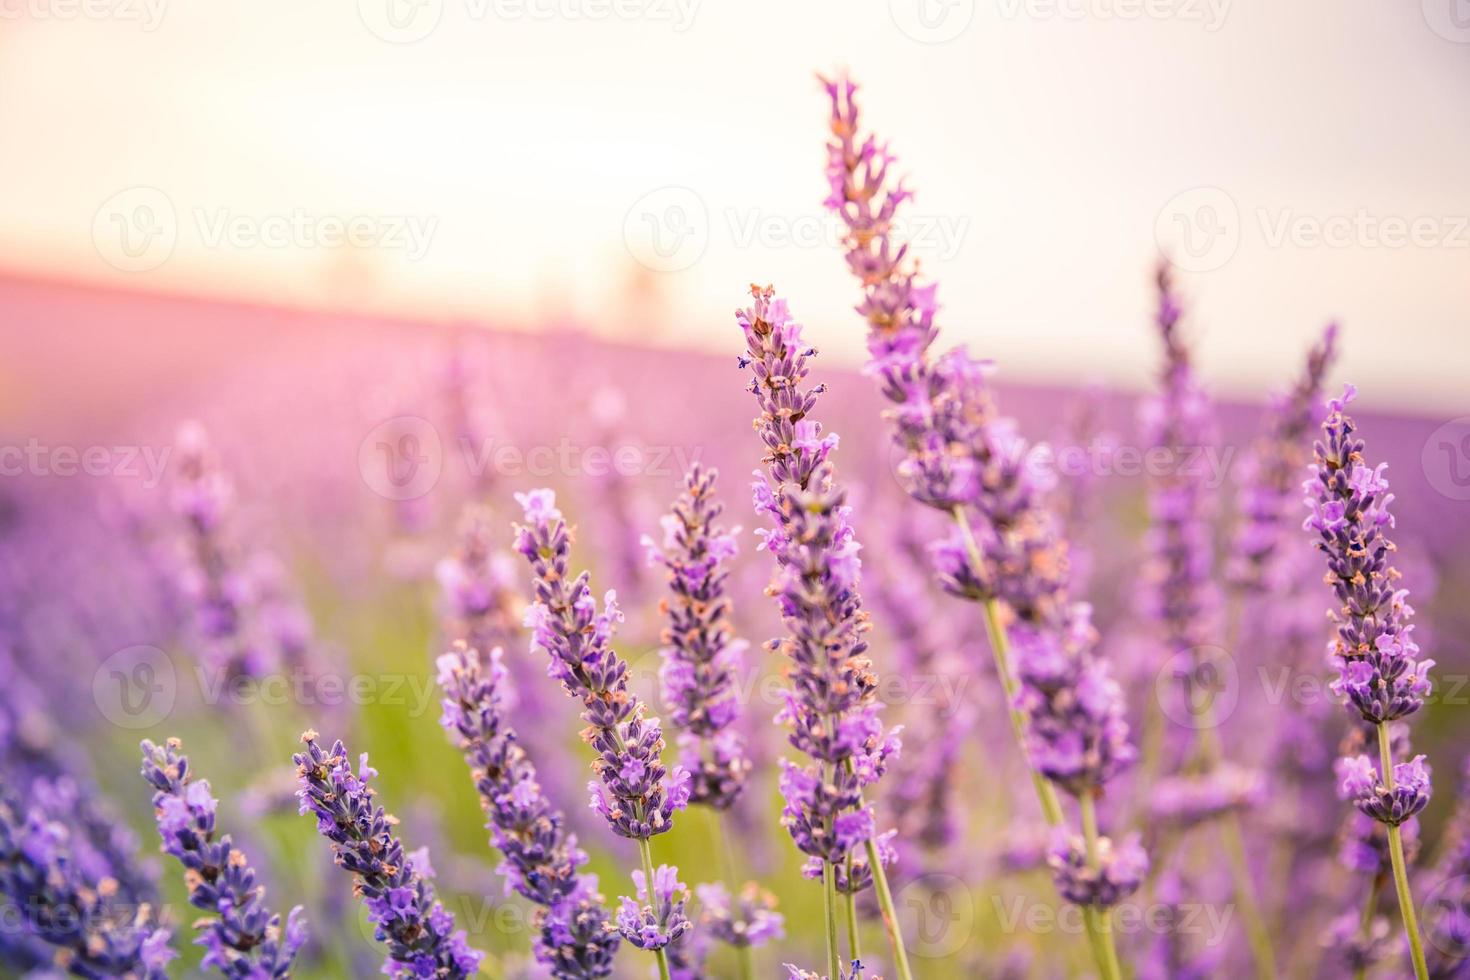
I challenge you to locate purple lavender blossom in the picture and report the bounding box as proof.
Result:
[293,732,483,979]
[1338,754,1432,826]
[435,640,619,978]
[140,738,307,978]
[643,464,751,810]
[0,781,175,979]
[785,960,868,979]
[513,489,691,841]
[615,865,692,951]
[736,285,900,895]
[820,75,1137,825]
[696,882,785,949]
[1304,385,1435,756]
[1048,831,1149,907]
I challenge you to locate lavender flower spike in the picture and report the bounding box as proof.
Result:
[435,640,619,979]
[513,489,692,839]
[737,285,910,980]
[1304,383,1435,979]
[513,489,693,980]
[616,865,692,951]
[0,783,175,978]
[293,732,483,979]
[644,464,751,810]
[141,738,307,978]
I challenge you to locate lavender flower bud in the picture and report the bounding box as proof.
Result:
[293,732,483,979]
[140,738,307,978]
[696,882,785,949]
[644,464,751,810]
[615,865,692,951]
[513,490,691,841]
[1337,754,1432,826]
[1047,831,1148,908]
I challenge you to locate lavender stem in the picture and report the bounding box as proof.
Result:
[823,860,841,980]
[638,838,673,980]
[1351,876,1381,980]
[954,506,1066,827]
[1079,794,1123,980]
[844,853,861,963]
[1377,722,1429,979]
[862,832,911,980]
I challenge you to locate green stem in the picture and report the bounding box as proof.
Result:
[638,839,672,980]
[844,852,862,965]
[709,808,754,980]
[1079,794,1124,980]
[1377,723,1430,980]
[823,860,841,980]
[863,834,914,980]
[1352,875,1383,980]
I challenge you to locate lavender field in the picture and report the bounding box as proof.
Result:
[3,48,1470,980]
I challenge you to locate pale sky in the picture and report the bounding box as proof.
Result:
[1,0,1466,411]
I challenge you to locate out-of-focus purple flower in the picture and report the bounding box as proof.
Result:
[696,881,785,949]
[1324,911,1401,975]
[436,506,521,656]
[785,958,869,979]
[140,737,307,978]
[1010,610,1135,796]
[1140,264,1220,672]
[1425,756,1470,975]
[435,641,619,979]
[1048,831,1148,908]
[737,285,900,896]
[1228,324,1338,591]
[0,782,175,978]
[615,865,692,952]
[1149,763,1267,827]
[644,464,751,810]
[513,489,690,842]
[293,732,483,979]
